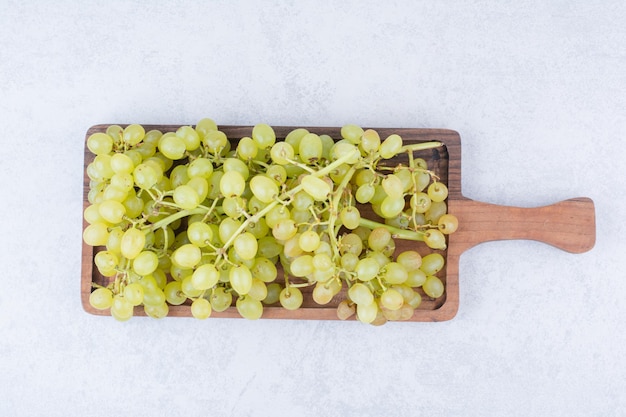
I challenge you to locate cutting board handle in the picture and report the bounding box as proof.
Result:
[450,197,596,254]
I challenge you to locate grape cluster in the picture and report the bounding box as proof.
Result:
[83,119,458,324]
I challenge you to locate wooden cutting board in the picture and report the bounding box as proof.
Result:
[82,125,596,321]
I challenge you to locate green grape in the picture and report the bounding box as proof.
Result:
[299,133,323,163]
[87,132,114,155]
[234,232,258,260]
[110,173,134,192]
[222,197,245,218]
[144,302,169,319]
[252,257,278,283]
[170,263,191,282]
[289,254,314,277]
[424,229,447,250]
[355,257,380,281]
[164,281,187,305]
[380,288,404,310]
[229,265,253,295]
[428,182,448,203]
[123,124,145,146]
[245,218,269,239]
[382,262,408,284]
[110,153,135,174]
[291,209,312,225]
[187,177,209,202]
[206,170,223,200]
[263,283,282,305]
[132,251,159,276]
[152,269,167,290]
[340,124,364,144]
[247,195,269,215]
[397,250,422,270]
[250,175,279,203]
[340,206,360,230]
[382,174,404,199]
[284,128,309,153]
[120,228,146,260]
[195,118,218,137]
[272,219,297,241]
[187,222,213,248]
[218,218,242,244]
[266,164,287,184]
[291,191,314,211]
[111,295,134,321]
[176,125,201,151]
[311,268,334,283]
[181,275,203,298]
[356,301,378,324]
[437,214,459,234]
[188,157,214,179]
[312,253,333,271]
[210,286,233,311]
[94,250,118,274]
[425,201,448,224]
[170,165,190,188]
[83,204,104,225]
[171,244,202,269]
[83,222,109,246]
[361,129,382,152]
[257,236,282,259]
[423,276,445,298]
[410,192,432,213]
[298,230,321,252]
[124,282,145,306]
[368,227,392,252]
[252,123,276,149]
[133,163,160,190]
[270,142,295,165]
[191,264,220,290]
[319,134,334,160]
[237,136,258,160]
[154,226,175,250]
[406,269,427,287]
[283,234,303,258]
[368,251,390,268]
[380,196,405,219]
[312,282,335,305]
[106,227,124,254]
[173,185,200,210]
[337,299,356,320]
[348,283,374,305]
[340,252,359,272]
[406,291,422,308]
[420,253,445,275]
[98,199,125,224]
[223,157,250,180]
[89,287,113,310]
[158,133,186,160]
[330,141,359,164]
[248,278,268,301]
[203,130,228,152]
[379,134,403,159]
[355,184,375,204]
[339,233,362,256]
[236,296,264,319]
[220,170,245,197]
[279,286,303,310]
[191,298,212,319]
[301,175,330,201]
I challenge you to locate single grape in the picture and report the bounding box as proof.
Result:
[89,287,113,310]
[340,124,364,144]
[124,282,145,306]
[380,288,404,311]
[382,262,408,285]
[423,229,447,250]
[252,257,278,283]
[423,276,445,298]
[427,182,448,203]
[210,286,233,311]
[110,295,134,322]
[355,258,380,282]
[368,227,392,252]
[87,132,114,155]
[132,251,159,276]
[237,136,258,160]
[337,300,356,320]
[233,232,258,260]
[203,130,228,152]
[176,125,201,151]
[272,219,297,241]
[299,133,323,164]
[360,129,380,152]
[120,228,146,260]
[250,175,279,203]
[252,123,276,149]
[379,134,403,159]
[406,269,427,287]
[123,124,145,146]
[279,286,303,310]
[187,222,213,248]
[382,174,404,199]
[289,255,314,277]
[270,142,295,165]
[437,213,458,234]
[410,192,432,213]
[348,283,374,305]
[191,264,220,290]
[356,301,378,324]
[301,175,331,201]
[380,196,405,219]
[420,253,445,275]
[263,283,282,305]
[236,296,264,319]
[158,133,186,160]
[247,278,268,301]
[98,200,126,224]
[220,170,246,197]
[164,281,187,305]
[188,157,214,179]
[355,184,375,204]
[191,298,212,319]
[229,265,253,295]
[171,244,202,269]
[340,206,361,230]
[144,302,169,319]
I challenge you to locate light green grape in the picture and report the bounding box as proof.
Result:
[89,287,113,310]
[250,175,279,203]
[423,276,445,298]
[87,132,114,155]
[236,296,264,319]
[279,286,303,310]
[132,251,159,276]
[191,298,212,319]
[252,123,276,149]
[230,264,253,295]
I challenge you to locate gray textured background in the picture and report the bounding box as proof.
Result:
[1,1,624,416]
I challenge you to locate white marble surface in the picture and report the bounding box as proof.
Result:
[1,1,624,416]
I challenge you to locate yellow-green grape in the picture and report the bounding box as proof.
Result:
[354,258,379,281]
[250,175,279,203]
[173,185,200,210]
[438,214,459,234]
[229,265,253,295]
[102,185,128,203]
[272,219,297,241]
[105,227,124,254]
[120,228,145,260]
[158,133,186,160]
[339,206,361,230]
[164,281,187,305]
[396,250,422,270]
[188,157,214,179]
[368,227,392,252]
[380,288,404,310]
[195,118,218,137]
[191,298,212,319]
[382,262,408,285]
[247,278,268,301]
[340,252,359,272]
[428,182,448,203]
[285,128,309,153]
[279,286,303,310]
[340,124,364,144]
[425,201,448,224]
[301,175,330,201]
[266,165,287,185]
[219,218,242,245]
[187,222,213,248]
[355,184,375,204]
[312,282,335,305]
[132,251,159,276]
[382,174,404,199]
[289,255,314,277]
[379,134,403,159]
[356,301,378,324]
[320,134,334,160]
[423,229,447,250]
[89,287,114,310]
[187,177,209,202]
[298,230,321,252]
[123,282,145,306]
[420,253,445,275]
[236,296,264,319]
[97,199,124,224]
[142,129,162,146]
[337,299,356,320]
[87,132,114,155]
[191,264,220,290]
[83,204,104,225]
[368,251,391,268]
[94,251,118,276]
[245,218,269,239]
[406,269,427,287]
[210,287,233,311]
[252,123,276,150]
[176,125,201,151]
[223,197,245,219]
[111,172,134,192]
[234,232,258,260]
[330,142,359,164]
[380,196,405,219]
[251,257,278,283]
[110,294,134,322]
[360,129,380,152]
[181,276,203,298]
[220,170,246,197]
[339,233,363,256]
[203,130,228,152]
[299,133,323,164]
[270,142,295,165]
[423,276,445,298]
[394,168,413,192]
[123,124,145,146]
[171,244,202,269]
[133,163,159,190]
[237,136,258,160]
[169,165,190,188]
[348,283,374,305]
[144,302,169,319]
[312,253,333,273]
[223,158,249,180]
[410,192,432,213]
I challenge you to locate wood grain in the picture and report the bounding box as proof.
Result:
[82,124,595,322]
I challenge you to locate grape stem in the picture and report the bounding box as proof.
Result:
[400,141,443,153]
[358,218,425,241]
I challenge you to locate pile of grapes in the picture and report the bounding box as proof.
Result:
[83,119,458,324]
